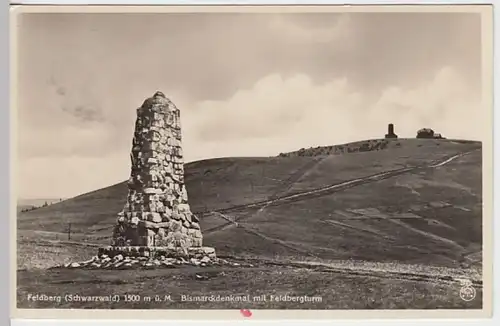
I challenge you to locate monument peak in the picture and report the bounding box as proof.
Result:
[153,91,166,98]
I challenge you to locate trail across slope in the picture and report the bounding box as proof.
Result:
[202,149,479,233]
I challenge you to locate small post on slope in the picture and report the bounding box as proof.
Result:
[68,223,71,241]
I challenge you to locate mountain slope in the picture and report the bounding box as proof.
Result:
[17,138,482,270]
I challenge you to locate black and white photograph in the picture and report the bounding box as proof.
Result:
[12,4,493,317]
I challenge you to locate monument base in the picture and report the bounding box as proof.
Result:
[58,245,251,270]
[384,133,398,139]
[97,245,216,259]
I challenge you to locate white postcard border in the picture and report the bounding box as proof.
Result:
[5,1,498,324]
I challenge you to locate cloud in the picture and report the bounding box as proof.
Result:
[17,65,482,199]
[181,66,482,162]
[268,14,353,45]
[16,13,483,199]
[368,66,482,140]
[61,105,105,123]
[18,124,119,159]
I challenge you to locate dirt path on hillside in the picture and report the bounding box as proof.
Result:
[203,149,479,234]
[251,258,483,287]
[268,156,327,199]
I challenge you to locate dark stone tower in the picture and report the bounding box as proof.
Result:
[385,123,398,139]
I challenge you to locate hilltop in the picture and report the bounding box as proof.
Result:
[278,137,477,157]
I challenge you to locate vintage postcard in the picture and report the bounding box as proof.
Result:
[10,4,493,320]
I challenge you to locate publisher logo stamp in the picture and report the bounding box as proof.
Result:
[459,279,476,302]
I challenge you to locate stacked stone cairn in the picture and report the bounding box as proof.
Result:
[62,91,246,270]
[113,91,203,250]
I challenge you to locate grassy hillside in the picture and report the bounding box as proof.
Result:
[17,138,481,266]
[17,156,323,242]
[223,149,482,266]
[16,138,483,309]
[17,198,63,214]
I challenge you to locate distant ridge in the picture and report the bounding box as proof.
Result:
[278,138,480,158]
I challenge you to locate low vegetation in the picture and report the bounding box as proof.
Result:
[16,138,483,309]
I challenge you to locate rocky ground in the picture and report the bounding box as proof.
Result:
[59,252,253,270]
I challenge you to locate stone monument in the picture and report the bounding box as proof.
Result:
[100,91,215,260]
[385,123,398,139]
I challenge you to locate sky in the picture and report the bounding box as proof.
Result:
[16,11,486,199]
